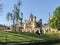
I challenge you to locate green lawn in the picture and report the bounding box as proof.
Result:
[51,43,60,45]
[0,31,60,42]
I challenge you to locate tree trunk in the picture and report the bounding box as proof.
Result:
[13,17,16,32]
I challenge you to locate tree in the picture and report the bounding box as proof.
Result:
[7,12,15,31]
[6,0,22,32]
[36,19,42,34]
[49,6,60,30]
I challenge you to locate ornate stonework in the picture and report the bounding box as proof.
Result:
[20,13,39,32]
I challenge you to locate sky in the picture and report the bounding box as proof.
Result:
[0,0,60,26]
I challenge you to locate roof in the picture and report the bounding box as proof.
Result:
[30,13,33,17]
[0,24,9,27]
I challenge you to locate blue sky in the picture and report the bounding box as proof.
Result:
[0,0,60,26]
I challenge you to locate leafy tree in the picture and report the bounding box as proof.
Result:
[36,19,42,34]
[7,12,16,31]
[6,1,22,32]
[49,6,60,30]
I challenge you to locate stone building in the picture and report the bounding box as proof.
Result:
[42,24,49,33]
[10,13,41,32]
[19,13,39,32]
[0,24,10,30]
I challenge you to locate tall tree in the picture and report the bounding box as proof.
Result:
[49,6,60,30]
[6,0,22,32]
[36,19,42,34]
[7,12,16,31]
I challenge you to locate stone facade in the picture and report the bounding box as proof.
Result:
[0,24,10,30]
[20,13,39,32]
[10,13,39,32]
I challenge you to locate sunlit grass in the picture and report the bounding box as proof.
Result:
[0,31,60,42]
[51,43,60,45]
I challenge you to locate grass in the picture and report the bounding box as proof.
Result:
[51,43,60,45]
[0,31,60,42]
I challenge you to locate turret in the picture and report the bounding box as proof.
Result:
[33,16,36,22]
[29,13,33,22]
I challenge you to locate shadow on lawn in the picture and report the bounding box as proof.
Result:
[8,31,42,38]
[7,31,60,40]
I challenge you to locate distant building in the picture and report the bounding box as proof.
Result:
[20,13,39,32]
[0,24,10,30]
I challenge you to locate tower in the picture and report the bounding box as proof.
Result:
[33,16,36,23]
[39,19,42,34]
[49,13,50,31]
[29,13,33,22]
[32,16,36,31]
[49,13,50,20]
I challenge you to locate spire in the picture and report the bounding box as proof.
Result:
[34,16,36,18]
[49,12,50,31]
[17,0,21,6]
[29,13,33,21]
[49,12,50,20]
[30,13,33,17]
